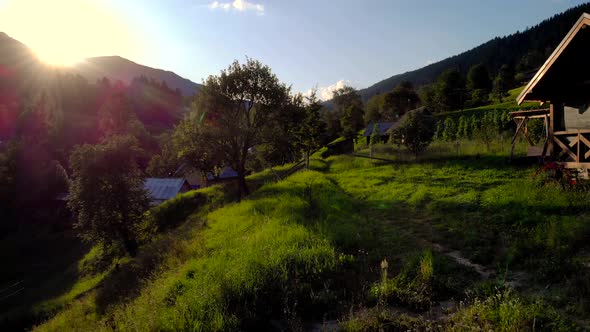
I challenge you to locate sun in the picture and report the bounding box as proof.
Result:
[0,0,140,67]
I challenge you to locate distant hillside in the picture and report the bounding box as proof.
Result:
[359,2,590,102]
[74,56,201,97]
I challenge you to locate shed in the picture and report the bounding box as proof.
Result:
[144,178,190,205]
[517,13,590,168]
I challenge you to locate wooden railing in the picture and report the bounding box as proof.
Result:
[553,129,590,168]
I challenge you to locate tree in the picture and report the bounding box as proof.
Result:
[434,69,467,112]
[474,113,498,151]
[98,92,147,140]
[492,65,515,103]
[194,58,292,198]
[457,115,470,139]
[364,93,385,124]
[294,90,326,169]
[442,117,457,141]
[333,86,364,139]
[434,120,444,140]
[392,108,436,156]
[369,123,379,157]
[172,114,223,178]
[382,81,420,120]
[467,64,492,106]
[68,135,150,256]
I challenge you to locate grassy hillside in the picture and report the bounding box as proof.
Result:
[438,86,542,119]
[24,138,590,331]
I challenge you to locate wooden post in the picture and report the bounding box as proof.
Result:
[548,103,555,158]
[578,131,581,163]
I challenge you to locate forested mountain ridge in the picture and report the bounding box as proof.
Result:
[358,2,590,102]
[74,56,201,97]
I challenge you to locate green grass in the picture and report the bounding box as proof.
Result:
[28,138,590,331]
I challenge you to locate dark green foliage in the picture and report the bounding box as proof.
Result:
[381,81,420,120]
[193,58,292,198]
[457,115,470,139]
[294,91,327,168]
[0,141,18,233]
[434,69,467,112]
[364,93,384,124]
[467,64,492,92]
[392,108,436,156]
[442,117,457,141]
[333,86,365,139]
[492,65,516,103]
[68,135,151,256]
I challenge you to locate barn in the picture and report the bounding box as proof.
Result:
[517,13,590,169]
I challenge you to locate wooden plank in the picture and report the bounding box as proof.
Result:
[554,129,590,135]
[576,133,582,162]
[553,136,577,161]
[511,118,525,144]
[548,104,555,158]
[561,162,590,169]
[517,14,590,104]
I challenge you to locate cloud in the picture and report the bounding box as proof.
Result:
[209,0,264,14]
[307,80,354,101]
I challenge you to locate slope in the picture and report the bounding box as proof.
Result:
[359,2,590,101]
[73,56,202,97]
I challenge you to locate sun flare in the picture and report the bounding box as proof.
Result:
[0,0,140,67]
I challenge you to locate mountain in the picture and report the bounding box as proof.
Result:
[358,2,590,102]
[73,56,201,96]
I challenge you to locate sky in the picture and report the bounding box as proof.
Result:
[0,0,588,99]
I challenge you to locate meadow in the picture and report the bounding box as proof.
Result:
[4,134,590,331]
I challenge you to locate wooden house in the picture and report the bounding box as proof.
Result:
[517,13,590,169]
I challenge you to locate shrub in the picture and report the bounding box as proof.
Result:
[392,108,436,156]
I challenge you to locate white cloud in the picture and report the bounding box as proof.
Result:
[209,0,264,14]
[307,79,354,101]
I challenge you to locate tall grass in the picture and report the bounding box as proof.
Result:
[35,171,367,331]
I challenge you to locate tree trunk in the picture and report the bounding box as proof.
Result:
[306,150,310,169]
[119,228,138,257]
[237,165,249,200]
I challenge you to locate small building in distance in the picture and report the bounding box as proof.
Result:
[174,163,239,188]
[517,12,590,169]
[363,122,394,143]
[144,178,190,205]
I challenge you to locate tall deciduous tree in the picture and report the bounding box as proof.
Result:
[434,69,467,112]
[382,81,420,120]
[392,108,436,156]
[294,90,326,169]
[467,64,492,106]
[194,58,291,198]
[492,64,515,103]
[333,86,364,139]
[68,135,150,256]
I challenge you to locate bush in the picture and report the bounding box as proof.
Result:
[392,108,436,156]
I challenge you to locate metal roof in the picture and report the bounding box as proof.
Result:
[144,178,187,201]
[207,166,239,181]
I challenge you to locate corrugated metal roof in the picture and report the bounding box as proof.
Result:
[206,166,239,181]
[144,178,187,201]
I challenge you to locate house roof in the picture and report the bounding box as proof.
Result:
[144,178,187,201]
[207,166,238,181]
[517,13,590,104]
[363,122,394,136]
[387,107,427,133]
